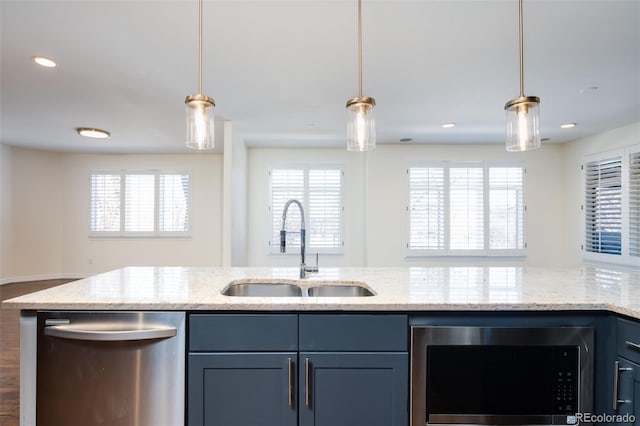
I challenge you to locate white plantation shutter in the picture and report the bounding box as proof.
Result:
[489,167,524,250]
[630,151,640,257]
[449,167,484,250]
[90,171,191,236]
[407,163,525,256]
[308,169,343,248]
[159,174,190,232]
[408,167,445,249]
[90,174,121,232]
[270,167,344,252]
[584,157,622,255]
[124,174,155,232]
[271,169,305,248]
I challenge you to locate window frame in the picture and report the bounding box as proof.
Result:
[405,161,526,258]
[89,169,191,238]
[268,164,345,255]
[582,146,640,268]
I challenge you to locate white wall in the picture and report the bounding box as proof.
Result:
[561,122,640,267]
[3,147,65,281]
[247,143,568,267]
[247,148,366,267]
[1,144,13,279]
[1,145,224,282]
[223,121,249,267]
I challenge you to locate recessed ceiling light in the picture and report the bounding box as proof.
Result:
[32,56,57,68]
[442,123,456,128]
[560,123,577,129]
[76,128,111,139]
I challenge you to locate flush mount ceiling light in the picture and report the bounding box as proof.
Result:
[346,0,376,152]
[504,0,541,152]
[442,123,456,128]
[560,122,577,129]
[32,56,57,68]
[76,127,110,139]
[184,0,215,150]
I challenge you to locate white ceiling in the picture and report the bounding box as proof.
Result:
[1,0,639,154]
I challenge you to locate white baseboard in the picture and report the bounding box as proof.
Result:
[0,273,89,286]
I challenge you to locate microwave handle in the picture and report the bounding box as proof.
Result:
[613,360,634,411]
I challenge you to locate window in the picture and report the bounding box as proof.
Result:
[90,171,190,237]
[583,156,622,255]
[583,146,640,267]
[630,150,640,258]
[407,163,525,256]
[269,166,343,254]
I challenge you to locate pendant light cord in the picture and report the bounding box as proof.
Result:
[518,0,524,97]
[358,0,363,97]
[198,0,203,95]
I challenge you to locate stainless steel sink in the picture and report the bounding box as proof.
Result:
[221,282,303,297]
[221,280,375,297]
[307,284,375,297]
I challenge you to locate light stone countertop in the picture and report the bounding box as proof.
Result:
[3,265,640,318]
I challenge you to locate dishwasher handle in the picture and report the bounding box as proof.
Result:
[45,323,177,341]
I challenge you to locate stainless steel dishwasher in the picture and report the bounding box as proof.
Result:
[36,311,185,426]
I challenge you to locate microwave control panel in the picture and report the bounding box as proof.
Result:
[553,347,579,414]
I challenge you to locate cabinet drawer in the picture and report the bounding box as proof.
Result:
[617,318,640,363]
[299,314,407,351]
[189,314,298,351]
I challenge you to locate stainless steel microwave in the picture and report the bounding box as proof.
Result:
[410,326,594,426]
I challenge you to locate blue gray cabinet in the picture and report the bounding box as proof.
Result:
[612,318,640,425]
[298,352,408,426]
[188,313,409,426]
[189,353,297,426]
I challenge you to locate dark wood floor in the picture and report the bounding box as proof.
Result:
[0,279,76,426]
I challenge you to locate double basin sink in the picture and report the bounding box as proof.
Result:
[221,280,375,297]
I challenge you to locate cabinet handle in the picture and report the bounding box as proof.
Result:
[305,357,311,407]
[625,340,640,352]
[288,357,293,407]
[613,360,634,411]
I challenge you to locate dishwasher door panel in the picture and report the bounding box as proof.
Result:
[36,311,185,426]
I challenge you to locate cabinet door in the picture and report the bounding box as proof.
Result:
[614,357,640,426]
[299,352,408,426]
[188,352,297,426]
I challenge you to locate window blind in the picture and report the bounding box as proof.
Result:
[90,174,121,232]
[90,171,191,236]
[449,167,484,250]
[407,163,524,255]
[308,169,343,248]
[408,167,445,249]
[489,167,524,250]
[270,167,343,251]
[159,174,190,232]
[124,174,155,232]
[271,169,305,248]
[584,157,622,255]
[630,151,640,257]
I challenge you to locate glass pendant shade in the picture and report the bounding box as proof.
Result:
[185,94,215,150]
[346,97,376,151]
[505,96,540,152]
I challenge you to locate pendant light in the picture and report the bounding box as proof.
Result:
[185,0,215,150]
[346,0,376,152]
[504,0,541,152]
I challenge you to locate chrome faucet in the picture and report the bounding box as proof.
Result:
[280,199,318,278]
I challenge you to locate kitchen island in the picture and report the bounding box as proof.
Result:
[4,265,640,426]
